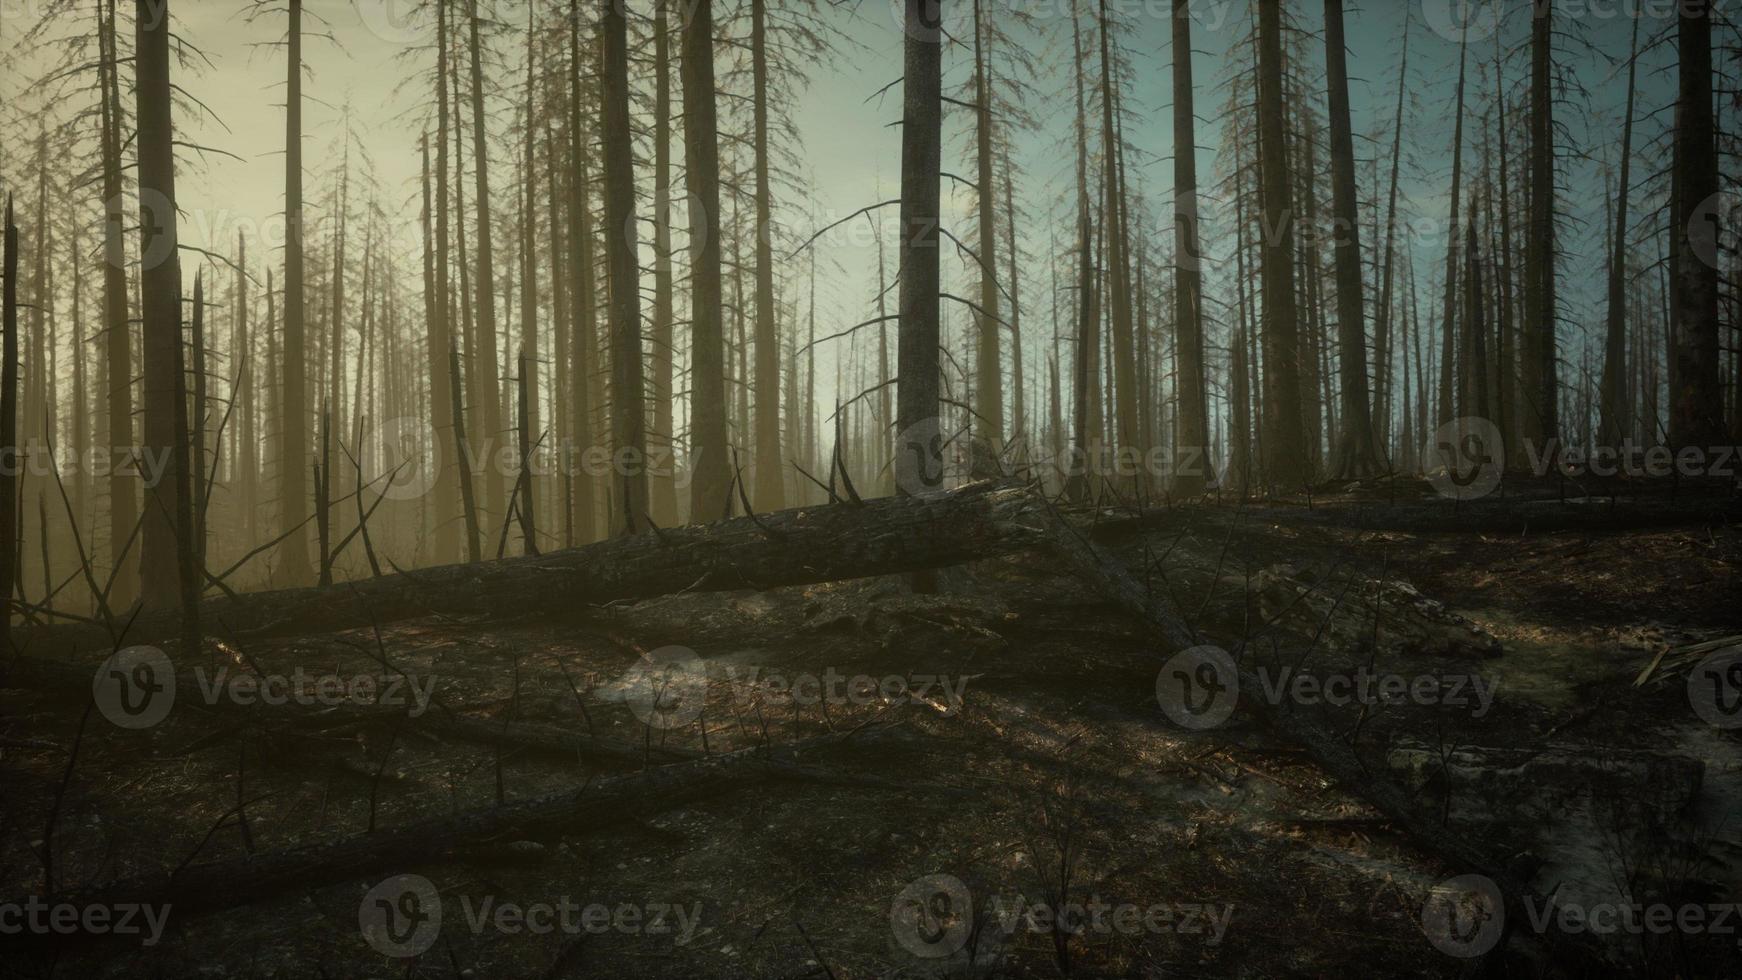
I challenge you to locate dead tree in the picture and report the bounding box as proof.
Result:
[1170,0,1208,494]
[600,0,649,535]
[1598,15,1639,448]
[1323,0,1380,477]
[135,0,189,621]
[1255,0,1306,488]
[277,0,313,585]
[2,198,17,654]
[895,0,944,579]
[1671,0,1723,449]
[681,0,732,522]
[749,0,785,512]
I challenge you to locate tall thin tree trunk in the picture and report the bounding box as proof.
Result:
[749,0,784,512]
[1324,0,1379,477]
[2,200,17,650]
[681,0,732,522]
[1598,15,1639,447]
[98,0,137,604]
[970,0,1004,464]
[1523,0,1559,449]
[1671,0,1722,449]
[1256,0,1306,488]
[649,0,678,525]
[468,0,505,521]
[601,0,649,535]
[136,0,186,615]
[1170,0,1208,494]
[566,0,597,544]
[896,0,943,593]
[279,0,313,584]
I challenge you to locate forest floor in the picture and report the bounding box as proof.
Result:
[2,478,1740,978]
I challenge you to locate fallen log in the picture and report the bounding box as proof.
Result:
[0,648,944,791]
[1095,492,1740,536]
[1032,498,1613,971]
[9,481,1042,657]
[12,729,902,933]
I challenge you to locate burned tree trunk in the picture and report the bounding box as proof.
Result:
[1324,0,1379,478]
[278,0,313,585]
[2,199,17,653]
[895,0,944,532]
[18,482,1040,655]
[600,0,649,535]
[135,0,188,619]
[1255,0,1305,488]
[1597,15,1639,448]
[1671,0,1723,449]
[749,0,784,513]
[1170,0,1208,495]
[681,0,732,522]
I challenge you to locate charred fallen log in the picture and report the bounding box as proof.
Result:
[11,481,1042,657]
[14,729,900,930]
[1032,498,1612,970]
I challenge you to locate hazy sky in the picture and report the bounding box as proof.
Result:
[0,0,1680,416]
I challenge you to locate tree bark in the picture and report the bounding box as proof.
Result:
[135,0,188,617]
[1324,0,1379,478]
[18,482,1039,656]
[681,0,732,522]
[601,0,649,535]
[277,0,313,585]
[1170,0,1207,494]
[1670,0,1722,449]
[749,0,784,513]
[1255,0,1305,488]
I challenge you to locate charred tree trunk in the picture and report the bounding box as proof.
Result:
[601,0,649,535]
[1522,0,1559,450]
[277,0,313,585]
[2,200,17,651]
[98,0,137,605]
[1598,16,1639,448]
[649,0,678,526]
[970,0,1004,463]
[896,0,944,592]
[1671,0,1722,449]
[1324,0,1379,478]
[468,0,506,521]
[1170,0,1208,494]
[750,0,784,512]
[681,0,732,522]
[135,0,187,616]
[1255,0,1305,488]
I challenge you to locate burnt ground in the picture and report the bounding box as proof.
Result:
[1,481,1740,978]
